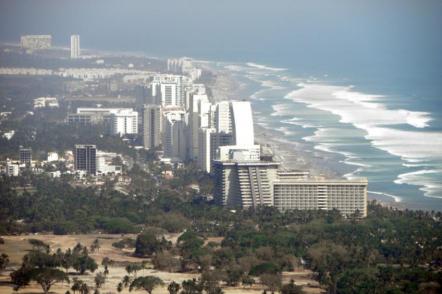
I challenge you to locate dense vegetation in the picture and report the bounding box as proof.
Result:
[0,59,440,293]
[10,242,97,294]
[1,169,441,293]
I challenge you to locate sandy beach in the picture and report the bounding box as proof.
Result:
[204,64,352,177]
[203,63,405,209]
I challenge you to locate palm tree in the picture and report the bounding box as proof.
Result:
[129,276,164,294]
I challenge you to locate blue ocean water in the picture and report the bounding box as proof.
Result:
[1,0,441,210]
[209,62,442,211]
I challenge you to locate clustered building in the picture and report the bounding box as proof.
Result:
[141,65,368,216]
[213,162,368,217]
[63,55,369,216]
[68,108,138,136]
[20,35,52,50]
[1,147,33,177]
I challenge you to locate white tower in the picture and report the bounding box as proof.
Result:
[70,35,80,59]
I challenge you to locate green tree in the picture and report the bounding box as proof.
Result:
[167,281,180,294]
[117,282,123,293]
[59,249,73,273]
[260,274,281,293]
[90,239,100,253]
[281,279,304,294]
[71,278,90,294]
[129,276,164,294]
[0,253,9,272]
[33,268,69,294]
[225,265,243,286]
[28,239,50,252]
[121,275,132,288]
[73,255,98,274]
[10,266,33,291]
[23,250,60,269]
[94,272,106,289]
[242,276,255,287]
[125,263,143,277]
[181,278,203,294]
[135,229,170,257]
[152,251,180,272]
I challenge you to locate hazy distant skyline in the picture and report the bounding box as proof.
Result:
[1,1,441,71]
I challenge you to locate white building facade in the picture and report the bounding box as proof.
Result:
[110,109,138,136]
[151,75,184,107]
[70,34,80,59]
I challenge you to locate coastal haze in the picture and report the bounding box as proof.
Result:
[5,0,438,209]
[1,1,442,294]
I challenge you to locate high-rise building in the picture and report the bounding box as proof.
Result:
[151,75,183,107]
[74,144,97,175]
[19,147,32,167]
[273,175,368,217]
[110,109,138,136]
[214,101,232,134]
[198,128,216,173]
[214,160,368,217]
[217,145,261,161]
[70,35,80,59]
[213,160,280,208]
[162,108,187,161]
[143,104,162,149]
[184,84,206,111]
[20,35,52,50]
[68,108,138,135]
[230,101,254,146]
[189,94,210,159]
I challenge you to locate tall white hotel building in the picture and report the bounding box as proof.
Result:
[70,35,80,59]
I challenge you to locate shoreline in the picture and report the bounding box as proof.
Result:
[203,62,407,210]
[0,44,422,211]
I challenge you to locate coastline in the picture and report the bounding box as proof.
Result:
[0,43,425,211]
[202,62,406,210]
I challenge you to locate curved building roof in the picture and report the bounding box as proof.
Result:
[231,101,254,146]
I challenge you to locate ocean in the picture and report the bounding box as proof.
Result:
[1,0,441,210]
[206,61,442,211]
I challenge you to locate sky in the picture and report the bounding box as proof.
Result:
[0,0,441,78]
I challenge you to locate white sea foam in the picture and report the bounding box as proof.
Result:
[285,84,441,163]
[282,117,319,129]
[246,62,288,72]
[344,167,363,180]
[368,191,402,203]
[285,83,442,200]
[395,170,442,199]
[276,126,295,136]
[223,64,246,72]
[260,80,286,90]
[286,84,432,129]
[271,104,293,116]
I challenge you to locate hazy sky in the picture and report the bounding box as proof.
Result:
[1,0,441,77]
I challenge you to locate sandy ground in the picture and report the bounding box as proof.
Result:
[0,234,323,294]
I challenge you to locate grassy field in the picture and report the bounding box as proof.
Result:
[0,234,323,294]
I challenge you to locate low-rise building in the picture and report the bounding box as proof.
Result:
[6,161,20,176]
[33,97,59,109]
[20,35,52,50]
